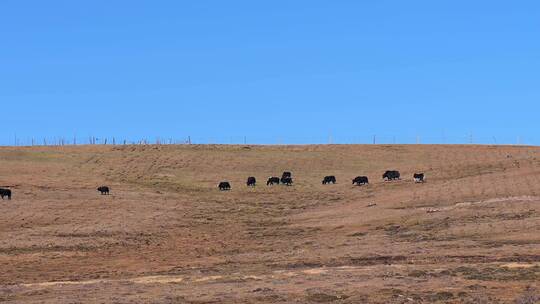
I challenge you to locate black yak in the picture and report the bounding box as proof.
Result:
[97,186,110,195]
[322,176,337,184]
[281,177,293,186]
[218,182,231,191]
[352,176,369,185]
[0,188,11,200]
[383,170,400,181]
[267,177,280,186]
[247,176,256,187]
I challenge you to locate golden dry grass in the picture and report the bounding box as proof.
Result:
[0,144,539,303]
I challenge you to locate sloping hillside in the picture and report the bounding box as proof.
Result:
[0,144,539,303]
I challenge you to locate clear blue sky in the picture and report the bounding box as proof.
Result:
[1,1,539,145]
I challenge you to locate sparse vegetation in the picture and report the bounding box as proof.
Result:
[0,144,539,303]
[514,287,540,304]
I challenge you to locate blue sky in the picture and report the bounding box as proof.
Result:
[1,1,539,145]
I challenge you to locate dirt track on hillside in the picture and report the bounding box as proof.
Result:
[0,145,539,303]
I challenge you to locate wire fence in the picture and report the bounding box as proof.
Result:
[2,134,539,147]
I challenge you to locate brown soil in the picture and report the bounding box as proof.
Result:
[0,144,539,303]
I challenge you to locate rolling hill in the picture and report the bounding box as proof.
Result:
[0,144,539,303]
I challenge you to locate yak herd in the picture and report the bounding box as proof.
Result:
[218,170,425,191]
[0,171,426,198]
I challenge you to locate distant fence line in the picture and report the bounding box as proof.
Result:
[6,136,192,147]
[2,134,538,147]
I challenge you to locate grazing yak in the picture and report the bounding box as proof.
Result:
[218,182,231,191]
[322,176,337,184]
[97,186,110,195]
[0,188,11,200]
[267,177,280,186]
[383,170,400,181]
[281,177,293,186]
[247,176,256,187]
[414,173,425,183]
[280,172,292,184]
[352,176,369,185]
